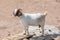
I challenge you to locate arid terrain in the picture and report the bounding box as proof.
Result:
[0,0,60,40]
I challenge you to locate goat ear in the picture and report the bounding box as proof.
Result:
[13,9,22,17]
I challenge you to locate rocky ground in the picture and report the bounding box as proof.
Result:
[2,25,60,40]
[0,0,60,40]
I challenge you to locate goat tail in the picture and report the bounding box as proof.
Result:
[44,11,47,16]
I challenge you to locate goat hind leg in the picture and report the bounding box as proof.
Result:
[41,25,44,36]
[39,25,41,33]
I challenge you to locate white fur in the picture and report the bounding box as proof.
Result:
[20,13,45,26]
[14,9,47,36]
[19,13,47,36]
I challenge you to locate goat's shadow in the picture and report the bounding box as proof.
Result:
[29,34,60,40]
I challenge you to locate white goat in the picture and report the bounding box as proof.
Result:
[13,9,47,36]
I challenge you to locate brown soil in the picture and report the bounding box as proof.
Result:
[0,0,60,40]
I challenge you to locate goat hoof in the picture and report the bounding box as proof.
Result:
[26,35,33,39]
[23,32,27,35]
[23,33,29,36]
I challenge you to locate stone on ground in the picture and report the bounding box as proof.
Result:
[28,25,60,40]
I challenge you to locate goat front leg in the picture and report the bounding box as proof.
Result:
[24,25,29,36]
[25,26,29,36]
[20,21,29,36]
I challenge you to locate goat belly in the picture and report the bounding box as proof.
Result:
[21,17,39,26]
[28,19,38,26]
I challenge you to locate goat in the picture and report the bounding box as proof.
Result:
[13,9,47,36]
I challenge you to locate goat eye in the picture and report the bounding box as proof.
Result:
[19,13,22,16]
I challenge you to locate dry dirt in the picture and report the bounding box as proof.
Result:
[0,0,60,40]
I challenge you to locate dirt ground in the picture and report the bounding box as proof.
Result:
[0,0,60,40]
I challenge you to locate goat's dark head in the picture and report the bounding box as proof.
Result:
[13,8,22,17]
